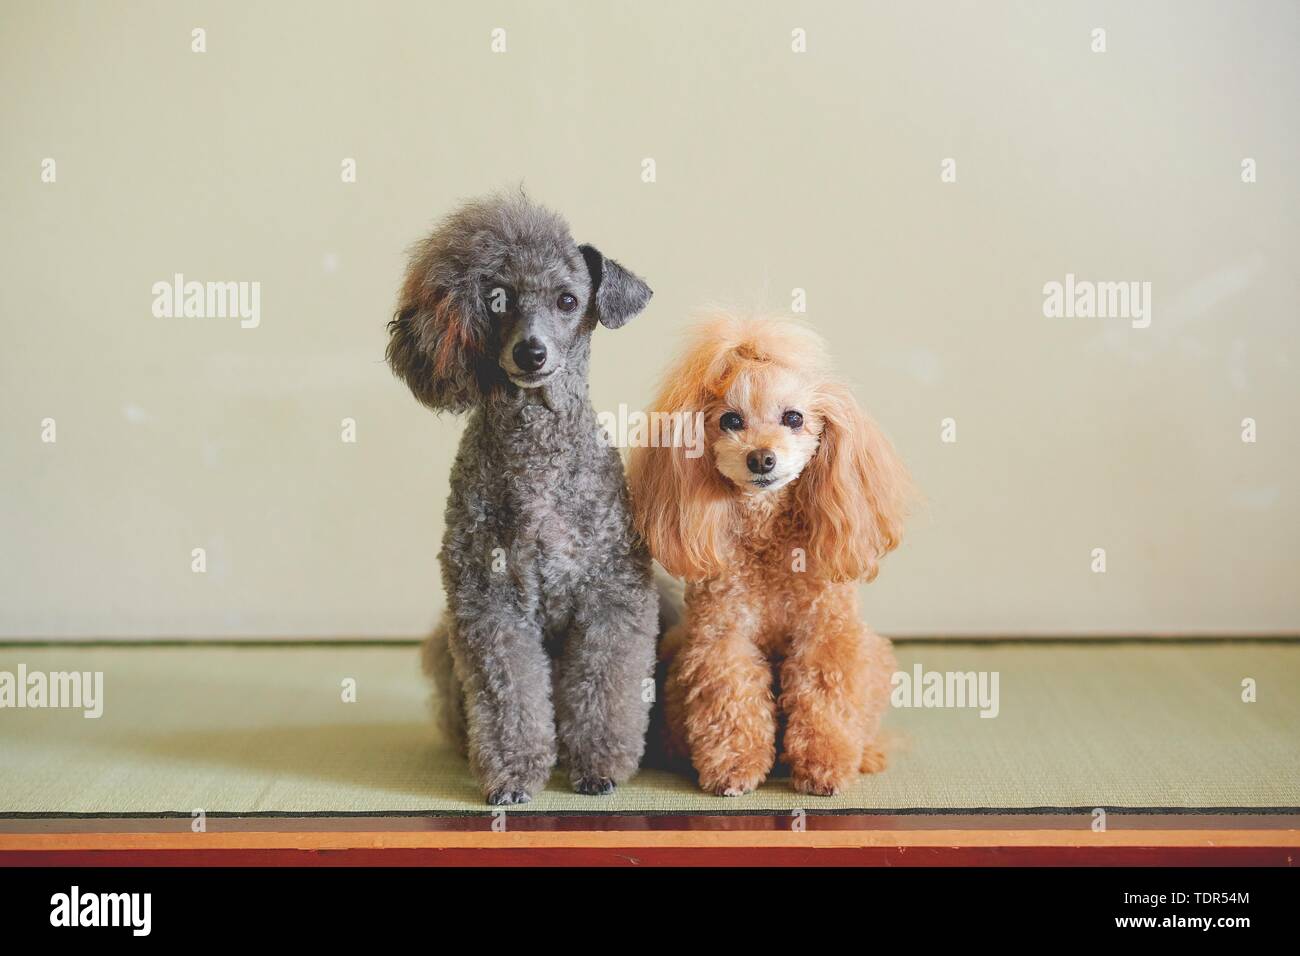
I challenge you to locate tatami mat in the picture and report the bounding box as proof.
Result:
[0,643,1296,815]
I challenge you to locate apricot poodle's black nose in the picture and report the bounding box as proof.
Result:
[512,337,547,373]
[747,448,776,474]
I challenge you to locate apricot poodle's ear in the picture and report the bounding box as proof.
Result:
[627,379,733,582]
[386,246,492,413]
[794,383,910,583]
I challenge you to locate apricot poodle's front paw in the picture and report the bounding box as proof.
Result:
[859,744,888,774]
[714,782,755,798]
[699,767,767,797]
[790,765,850,797]
[711,779,759,797]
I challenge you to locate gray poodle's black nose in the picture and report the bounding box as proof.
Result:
[512,337,547,373]
[747,448,777,474]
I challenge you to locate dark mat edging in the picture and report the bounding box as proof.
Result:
[2,805,1299,819]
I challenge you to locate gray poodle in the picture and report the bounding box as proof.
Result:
[386,191,659,805]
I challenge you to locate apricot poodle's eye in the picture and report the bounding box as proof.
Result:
[557,292,578,313]
[781,410,804,429]
[720,411,744,431]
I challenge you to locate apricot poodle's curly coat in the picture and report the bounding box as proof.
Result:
[629,315,910,796]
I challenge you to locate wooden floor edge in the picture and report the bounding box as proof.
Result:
[2,828,1297,851]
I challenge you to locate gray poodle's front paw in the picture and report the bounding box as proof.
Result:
[573,775,616,796]
[477,747,555,806]
[486,787,534,806]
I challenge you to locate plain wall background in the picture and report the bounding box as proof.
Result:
[2,0,1297,638]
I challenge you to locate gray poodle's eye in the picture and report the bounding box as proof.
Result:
[557,292,578,313]
[781,410,804,429]
[720,411,744,431]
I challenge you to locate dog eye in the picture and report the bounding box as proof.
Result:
[557,292,578,313]
[720,412,744,431]
[781,410,804,429]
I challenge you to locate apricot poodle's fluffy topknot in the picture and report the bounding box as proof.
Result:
[629,312,911,583]
[674,312,832,386]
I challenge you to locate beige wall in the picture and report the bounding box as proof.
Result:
[2,0,1297,638]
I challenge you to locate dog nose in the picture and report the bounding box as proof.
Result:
[512,337,547,373]
[747,448,777,475]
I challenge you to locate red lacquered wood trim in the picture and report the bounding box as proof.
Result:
[0,845,1293,867]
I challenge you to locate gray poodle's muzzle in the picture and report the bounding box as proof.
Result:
[500,316,562,388]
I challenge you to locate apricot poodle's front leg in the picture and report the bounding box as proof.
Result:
[673,629,776,797]
[780,609,881,796]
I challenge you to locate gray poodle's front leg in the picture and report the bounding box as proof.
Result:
[421,617,467,757]
[555,591,658,795]
[447,613,557,805]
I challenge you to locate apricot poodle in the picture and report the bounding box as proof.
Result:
[629,314,909,796]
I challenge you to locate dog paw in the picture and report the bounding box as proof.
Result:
[791,771,845,797]
[859,744,888,774]
[573,775,616,796]
[702,771,763,797]
[486,787,533,806]
[716,784,753,798]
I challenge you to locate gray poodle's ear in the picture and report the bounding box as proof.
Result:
[580,244,652,329]
[386,267,491,413]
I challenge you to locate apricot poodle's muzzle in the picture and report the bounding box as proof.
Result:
[746,448,777,475]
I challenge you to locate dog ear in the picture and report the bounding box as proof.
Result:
[627,373,734,582]
[579,244,652,329]
[386,248,491,413]
[792,384,910,583]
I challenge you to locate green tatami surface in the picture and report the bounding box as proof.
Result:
[0,642,1296,815]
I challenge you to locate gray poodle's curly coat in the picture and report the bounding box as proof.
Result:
[387,191,658,805]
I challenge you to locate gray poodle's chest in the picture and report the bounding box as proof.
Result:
[440,401,641,632]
